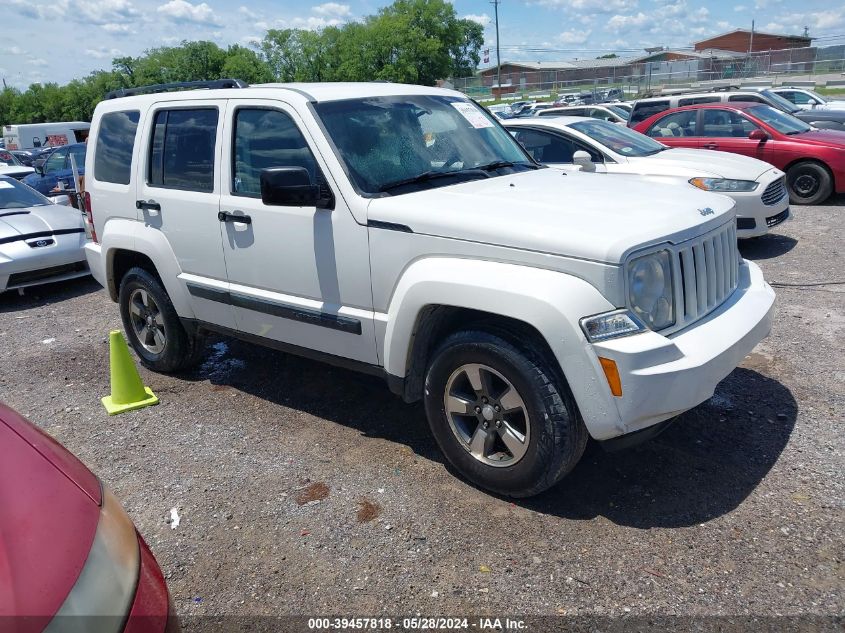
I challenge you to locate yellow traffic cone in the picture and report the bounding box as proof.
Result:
[101,330,159,415]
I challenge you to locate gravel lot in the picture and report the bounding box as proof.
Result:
[1,198,843,630]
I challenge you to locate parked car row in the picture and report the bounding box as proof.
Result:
[490,84,845,206]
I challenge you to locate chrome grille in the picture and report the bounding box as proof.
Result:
[761,177,787,206]
[671,221,739,332]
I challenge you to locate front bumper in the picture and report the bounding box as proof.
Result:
[589,259,775,439]
[0,231,88,292]
[731,176,790,238]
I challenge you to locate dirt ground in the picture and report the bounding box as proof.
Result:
[1,197,843,631]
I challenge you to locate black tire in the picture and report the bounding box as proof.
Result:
[423,330,587,498]
[118,266,205,372]
[786,161,832,205]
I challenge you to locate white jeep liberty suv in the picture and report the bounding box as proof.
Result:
[84,80,776,497]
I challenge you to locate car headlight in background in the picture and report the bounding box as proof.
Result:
[689,177,759,192]
[627,250,675,330]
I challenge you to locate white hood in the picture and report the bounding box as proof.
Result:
[637,148,773,181]
[367,168,735,263]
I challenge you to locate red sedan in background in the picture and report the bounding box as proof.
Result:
[633,102,845,205]
[0,403,175,633]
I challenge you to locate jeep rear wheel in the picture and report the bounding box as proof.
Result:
[119,267,205,372]
[424,330,587,497]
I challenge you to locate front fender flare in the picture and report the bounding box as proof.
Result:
[382,257,624,437]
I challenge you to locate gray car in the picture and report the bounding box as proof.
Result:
[0,176,89,293]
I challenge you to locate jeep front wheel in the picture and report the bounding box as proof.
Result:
[119,266,205,372]
[423,330,587,497]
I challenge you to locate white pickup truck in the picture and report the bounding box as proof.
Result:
[84,80,775,497]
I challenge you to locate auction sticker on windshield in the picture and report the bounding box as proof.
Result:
[451,102,494,129]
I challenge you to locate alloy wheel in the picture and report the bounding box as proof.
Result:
[443,363,530,467]
[128,288,166,354]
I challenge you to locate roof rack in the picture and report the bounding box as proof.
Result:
[105,79,248,100]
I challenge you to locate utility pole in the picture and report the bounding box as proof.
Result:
[491,0,501,92]
[748,19,755,54]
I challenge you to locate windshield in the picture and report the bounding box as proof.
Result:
[804,89,827,103]
[569,119,666,157]
[606,105,630,120]
[0,177,51,209]
[0,150,21,166]
[747,105,812,135]
[761,89,802,113]
[314,95,536,195]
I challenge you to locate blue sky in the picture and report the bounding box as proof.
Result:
[2,0,843,88]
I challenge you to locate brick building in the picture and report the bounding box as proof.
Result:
[693,29,812,53]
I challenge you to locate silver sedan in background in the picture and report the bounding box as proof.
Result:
[0,176,89,293]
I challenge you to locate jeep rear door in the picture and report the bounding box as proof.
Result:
[217,100,377,365]
[135,99,236,329]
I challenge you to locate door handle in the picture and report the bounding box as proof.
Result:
[702,143,719,149]
[218,211,252,225]
[136,200,161,212]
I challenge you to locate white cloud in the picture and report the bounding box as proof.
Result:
[3,46,25,55]
[241,35,263,45]
[533,0,638,12]
[607,12,648,31]
[102,23,132,33]
[287,16,343,29]
[27,58,48,67]
[85,47,124,59]
[7,0,69,19]
[464,13,492,27]
[75,0,139,25]
[558,29,592,44]
[312,2,351,17]
[156,0,221,26]
[238,6,260,20]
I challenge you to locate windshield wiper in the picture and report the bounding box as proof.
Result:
[476,160,541,171]
[378,169,487,193]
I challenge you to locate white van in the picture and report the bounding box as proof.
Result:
[3,122,91,151]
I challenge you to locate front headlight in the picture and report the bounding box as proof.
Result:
[689,177,758,192]
[628,250,675,330]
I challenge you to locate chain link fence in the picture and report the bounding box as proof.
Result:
[449,43,845,102]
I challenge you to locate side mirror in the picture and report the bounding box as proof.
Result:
[260,167,333,209]
[748,129,768,141]
[34,158,46,175]
[573,150,595,172]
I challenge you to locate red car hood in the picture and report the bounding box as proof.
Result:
[0,404,101,632]
[791,128,845,147]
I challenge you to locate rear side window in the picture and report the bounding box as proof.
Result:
[630,100,670,124]
[149,108,218,192]
[95,111,140,184]
[678,96,720,106]
[729,94,764,103]
[232,108,318,197]
[646,110,697,138]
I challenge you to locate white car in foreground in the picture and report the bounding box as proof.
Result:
[505,116,789,238]
[0,176,88,293]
